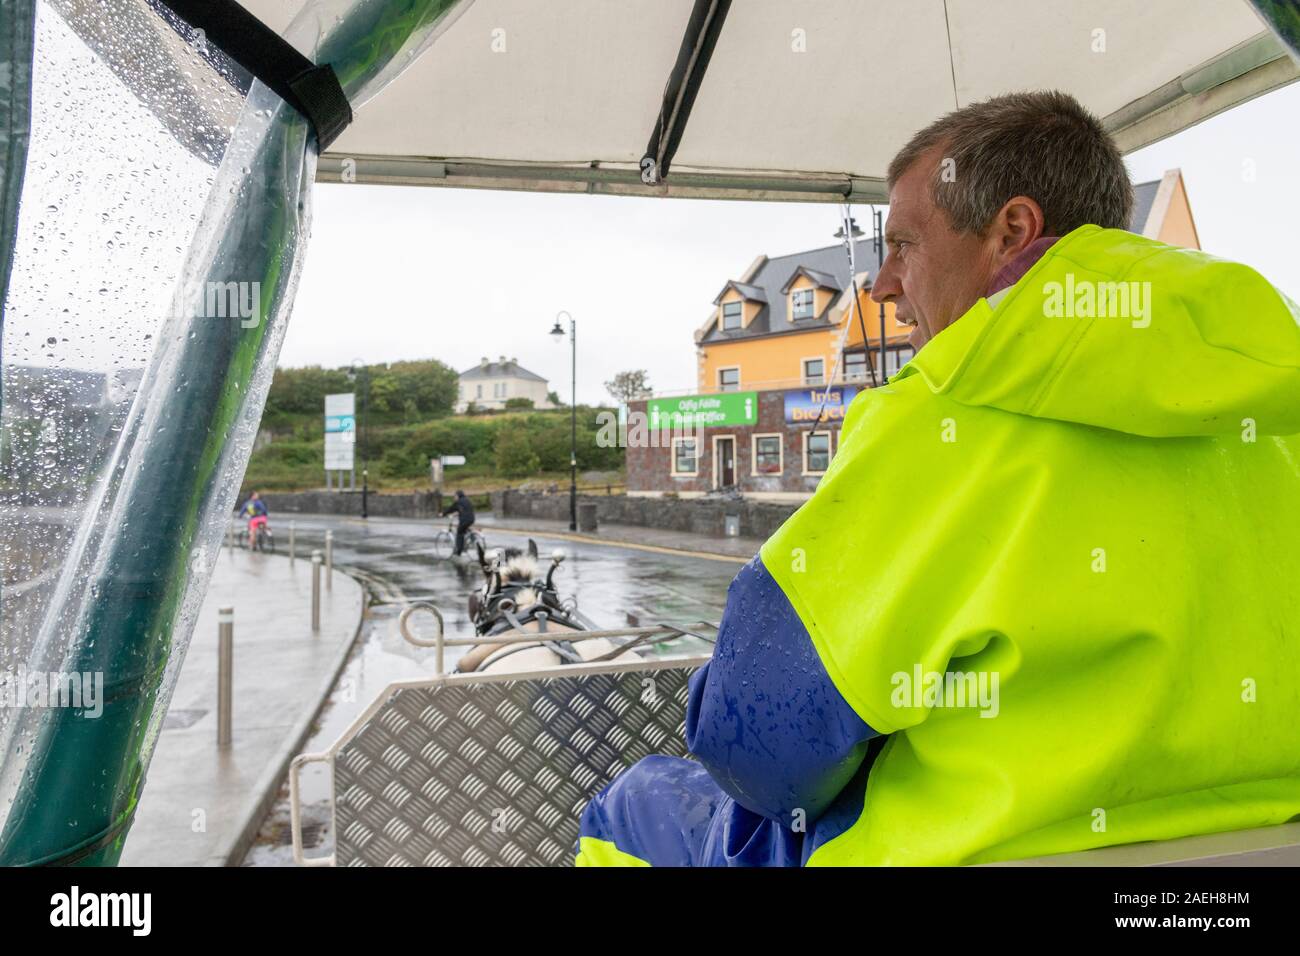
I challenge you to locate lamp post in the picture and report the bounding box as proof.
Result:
[349,359,370,519]
[872,206,888,384]
[550,310,578,532]
[834,213,876,388]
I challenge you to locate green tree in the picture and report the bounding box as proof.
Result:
[604,369,652,404]
[263,358,459,424]
[263,365,352,420]
[365,373,398,415]
[494,425,541,478]
[386,359,458,414]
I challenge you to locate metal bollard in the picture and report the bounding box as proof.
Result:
[325,530,333,591]
[289,521,296,566]
[217,607,233,747]
[311,550,322,633]
[226,522,234,552]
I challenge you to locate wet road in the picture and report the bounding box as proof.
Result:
[241,512,743,865]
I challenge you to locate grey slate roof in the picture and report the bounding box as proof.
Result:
[713,280,768,305]
[702,238,879,344]
[459,359,547,382]
[1129,178,1160,235]
[780,266,842,294]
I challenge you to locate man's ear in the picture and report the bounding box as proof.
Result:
[990,195,1046,266]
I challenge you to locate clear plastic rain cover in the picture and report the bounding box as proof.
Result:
[0,0,469,865]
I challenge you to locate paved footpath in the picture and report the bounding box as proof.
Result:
[121,544,364,866]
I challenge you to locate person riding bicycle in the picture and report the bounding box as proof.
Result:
[239,491,269,545]
[440,489,476,556]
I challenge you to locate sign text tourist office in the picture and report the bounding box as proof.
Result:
[625,386,859,502]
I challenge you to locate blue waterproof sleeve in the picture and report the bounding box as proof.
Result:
[684,556,881,825]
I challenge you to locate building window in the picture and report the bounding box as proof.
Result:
[884,346,916,377]
[792,288,815,320]
[475,384,483,398]
[844,351,868,382]
[752,434,783,475]
[803,358,825,385]
[717,367,740,392]
[804,431,832,475]
[672,437,699,476]
[721,301,743,331]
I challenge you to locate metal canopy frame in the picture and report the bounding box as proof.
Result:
[309,30,1299,203]
[641,0,732,185]
[55,1,1300,203]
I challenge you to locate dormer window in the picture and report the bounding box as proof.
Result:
[721,301,743,331]
[792,288,815,320]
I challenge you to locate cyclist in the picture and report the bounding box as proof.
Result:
[440,489,476,557]
[239,490,270,549]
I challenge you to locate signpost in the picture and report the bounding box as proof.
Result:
[429,454,467,490]
[324,393,356,490]
[646,391,757,430]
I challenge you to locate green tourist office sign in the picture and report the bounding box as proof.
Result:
[647,391,758,429]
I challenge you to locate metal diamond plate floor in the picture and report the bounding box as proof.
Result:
[334,663,697,866]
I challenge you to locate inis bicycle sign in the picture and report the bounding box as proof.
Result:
[784,386,859,425]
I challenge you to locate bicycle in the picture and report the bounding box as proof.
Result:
[237,520,275,552]
[432,518,485,560]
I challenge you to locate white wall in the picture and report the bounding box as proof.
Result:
[456,374,552,411]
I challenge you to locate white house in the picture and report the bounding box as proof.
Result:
[456,356,553,412]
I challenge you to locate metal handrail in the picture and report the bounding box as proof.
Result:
[398,600,716,677]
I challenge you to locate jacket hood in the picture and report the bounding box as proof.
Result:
[896,225,1300,437]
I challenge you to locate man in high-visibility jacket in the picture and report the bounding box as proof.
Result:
[576,90,1300,866]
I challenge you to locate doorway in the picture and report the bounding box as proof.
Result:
[714,436,736,489]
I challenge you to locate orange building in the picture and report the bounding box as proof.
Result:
[697,239,909,395]
[627,170,1200,501]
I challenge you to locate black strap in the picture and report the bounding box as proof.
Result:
[152,0,352,150]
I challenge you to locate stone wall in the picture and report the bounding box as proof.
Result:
[491,489,797,540]
[257,489,447,519]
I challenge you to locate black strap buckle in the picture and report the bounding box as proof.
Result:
[153,0,354,151]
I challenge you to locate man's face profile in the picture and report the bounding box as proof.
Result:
[870,146,1005,352]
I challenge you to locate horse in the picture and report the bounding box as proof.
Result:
[454,539,627,674]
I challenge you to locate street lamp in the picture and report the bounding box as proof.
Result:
[550,310,577,532]
[348,359,370,519]
[835,214,878,388]
[871,207,888,384]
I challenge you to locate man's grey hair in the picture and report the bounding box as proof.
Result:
[887,90,1133,237]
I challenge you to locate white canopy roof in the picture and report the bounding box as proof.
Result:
[240,1,1300,199]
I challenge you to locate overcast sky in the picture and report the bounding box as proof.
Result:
[282,81,1300,407]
